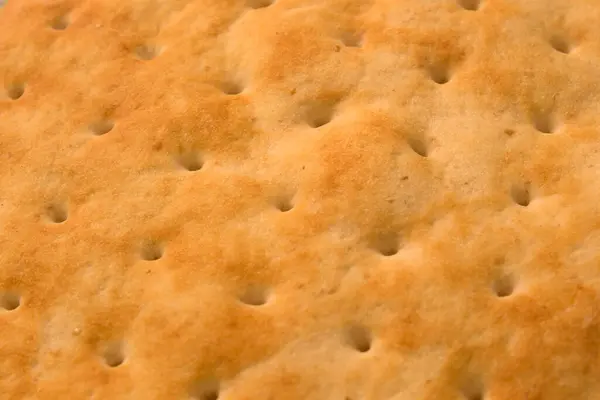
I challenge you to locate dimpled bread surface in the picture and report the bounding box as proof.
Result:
[2,0,600,399]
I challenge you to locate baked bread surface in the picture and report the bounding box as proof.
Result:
[1,0,600,399]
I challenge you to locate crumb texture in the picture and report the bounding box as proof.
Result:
[2,0,600,399]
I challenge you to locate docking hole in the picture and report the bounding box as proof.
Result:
[220,81,244,95]
[462,378,484,400]
[371,232,400,256]
[341,31,363,47]
[135,44,158,60]
[6,82,24,100]
[457,0,481,10]
[428,64,450,84]
[533,111,556,134]
[247,0,274,8]
[89,120,114,136]
[177,151,203,172]
[239,285,270,306]
[46,203,68,223]
[305,101,336,128]
[0,292,20,311]
[275,196,294,212]
[492,274,515,298]
[102,341,125,367]
[510,183,531,207]
[550,35,571,54]
[407,136,428,157]
[190,378,220,400]
[50,15,69,30]
[345,323,372,353]
[141,242,163,261]
[465,390,483,400]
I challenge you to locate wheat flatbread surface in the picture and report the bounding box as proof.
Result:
[2,0,600,399]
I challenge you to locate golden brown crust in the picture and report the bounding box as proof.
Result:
[2,0,600,398]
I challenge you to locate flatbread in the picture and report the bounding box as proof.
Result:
[2,0,600,399]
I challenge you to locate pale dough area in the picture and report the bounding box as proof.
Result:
[2,0,600,399]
